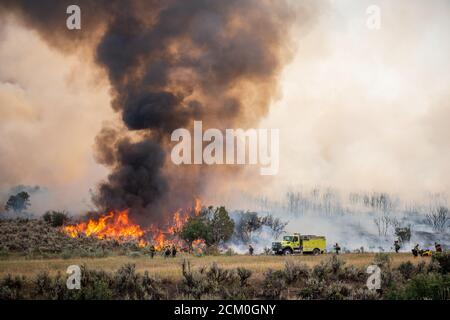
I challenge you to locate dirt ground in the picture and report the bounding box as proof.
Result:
[0,253,429,280]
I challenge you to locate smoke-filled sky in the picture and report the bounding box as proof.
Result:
[262,0,450,200]
[0,0,449,215]
[0,14,114,213]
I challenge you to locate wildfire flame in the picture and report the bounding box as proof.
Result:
[63,210,146,246]
[194,198,202,215]
[63,198,204,251]
[150,198,203,250]
[192,238,207,256]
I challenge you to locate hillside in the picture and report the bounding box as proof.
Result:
[0,218,143,259]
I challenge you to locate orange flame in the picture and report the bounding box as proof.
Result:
[63,210,146,245]
[63,198,204,252]
[167,209,189,234]
[194,198,202,216]
[192,238,206,255]
[152,199,203,249]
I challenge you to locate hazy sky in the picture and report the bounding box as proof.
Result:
[0,0,449,213]
[0,16,115,212]
[261,0,450,199]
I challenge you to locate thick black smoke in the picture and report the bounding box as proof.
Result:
[1,0,297,224]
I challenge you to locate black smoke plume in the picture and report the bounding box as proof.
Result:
[1,0,297,225]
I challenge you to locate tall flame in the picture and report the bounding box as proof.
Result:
[194,198,202,216]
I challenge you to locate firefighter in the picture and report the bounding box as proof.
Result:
[394,240,401,253]
[435,242,443,253]
[248,244,254,256]
[171,245,177,258]
[164,246,171,258]
[149,245,156,259]
[334,243,341,255]
[412,244,419,257]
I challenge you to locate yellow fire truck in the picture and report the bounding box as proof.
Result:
[272,233,326,255]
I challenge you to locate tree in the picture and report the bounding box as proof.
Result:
[209,206,234,245]
[234,211,262,243]
[4,192,30,213]
[43,211,69,227]
[180,216,211,246]
[180,206,234,247]
[426,206,449,232]
[233,211,287,243]
[374,215,396,237]
[261,214,288,239]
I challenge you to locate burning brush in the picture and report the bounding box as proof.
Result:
[63,209,148,247]
[63,198,204,250]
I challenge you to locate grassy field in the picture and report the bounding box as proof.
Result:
[0,253,428,280]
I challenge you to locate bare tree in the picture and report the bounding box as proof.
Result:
[374,215,398,237]
[374,216,389,237]
[426,206,449,232]
[261,214,288,239]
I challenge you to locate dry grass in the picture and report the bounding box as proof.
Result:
[0,253,428,280]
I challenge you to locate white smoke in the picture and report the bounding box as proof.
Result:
[224,188,449,254]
